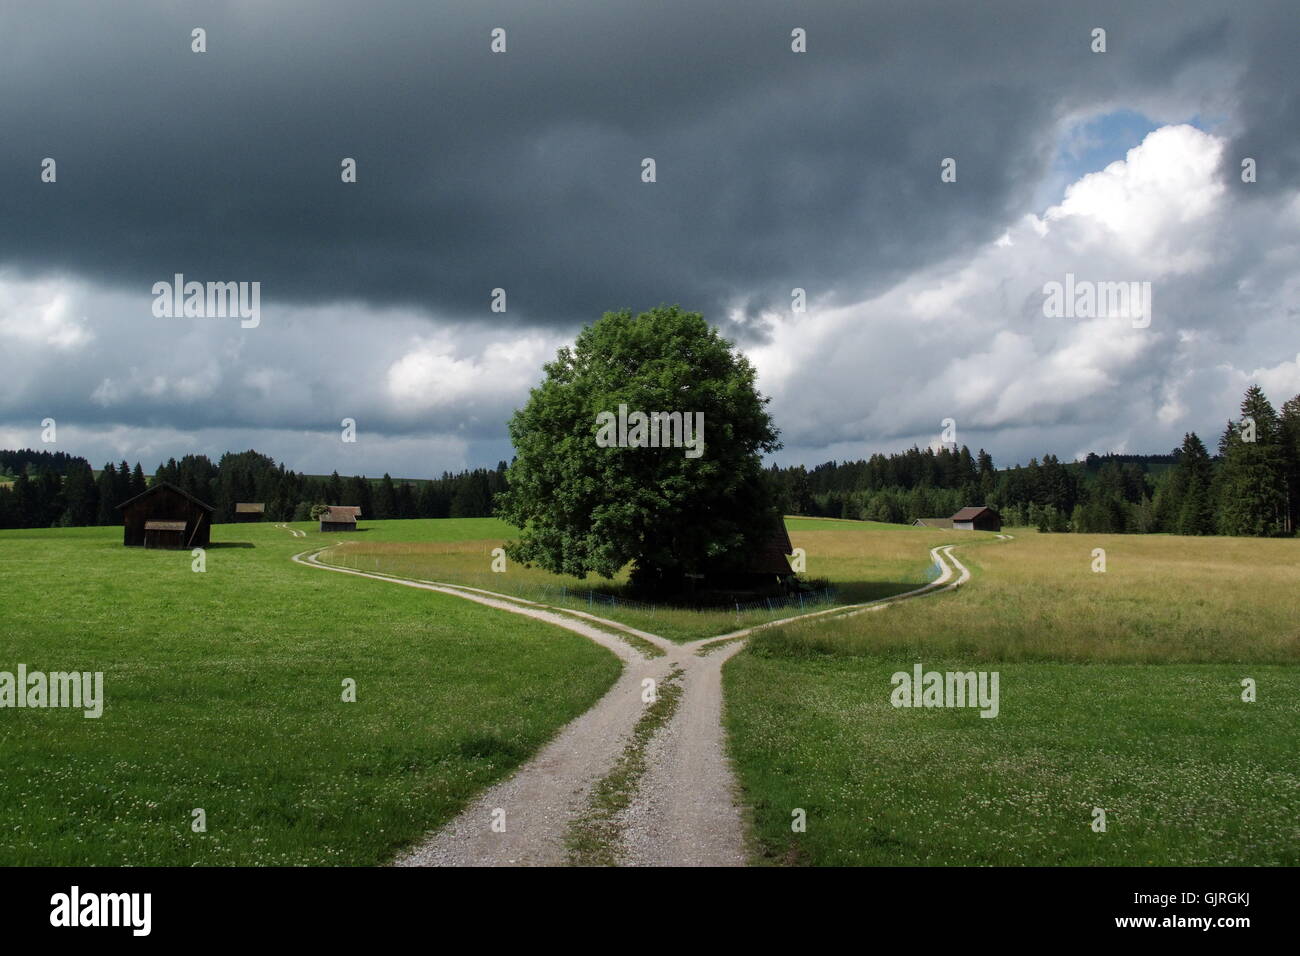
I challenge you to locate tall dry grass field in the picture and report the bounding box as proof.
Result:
[775,531,1300,663]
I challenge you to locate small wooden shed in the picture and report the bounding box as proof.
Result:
[912,517,955,529]
[233,503,265,523]
[319,505,360,532]
[118,482,214,549]
[747,518,796,582]
[951,506,1002,532]
[143,520,187,549]
[704,515,797,592]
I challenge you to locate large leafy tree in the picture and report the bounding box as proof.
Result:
[497,305,781,593]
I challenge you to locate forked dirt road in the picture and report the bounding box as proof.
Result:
[291,539,979,866]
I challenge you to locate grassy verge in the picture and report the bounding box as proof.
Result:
[0,522,620,865]
[723,530,1300,866]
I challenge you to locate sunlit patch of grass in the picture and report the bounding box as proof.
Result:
[0,522,620,865]
[315,517,993,641]
[724,530,1300,866]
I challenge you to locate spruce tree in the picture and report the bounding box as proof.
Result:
[1215,386,1287,536]
[1172,433,1215,535]
[95,464,118,524]
[1280,393,1300,534]
[373,474,397,519]
[130,462,147,497]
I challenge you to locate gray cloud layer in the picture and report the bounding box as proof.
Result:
[0,1,1297,476]
[2,0,1293,325]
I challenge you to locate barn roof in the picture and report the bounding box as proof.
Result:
[116,481,215,513]
[913,517,955,528]
[951,506,998,521]
[144,520,187,531]
[746,516,795,576]
[321,506,359,522]
[235,502,265,513]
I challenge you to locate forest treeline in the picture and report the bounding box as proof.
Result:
[0,448,506,528]
[766,384,1300,536]
[2,384,1296,536]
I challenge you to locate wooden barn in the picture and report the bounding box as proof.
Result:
[233,502,265,522]
[704,515,797,593]
[319,505,360,532]
[951,506,1002,532]
[118,482,214,549]
[912,517,955,529]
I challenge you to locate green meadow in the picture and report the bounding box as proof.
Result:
[317,515,989,641]
[4,516,1296,867]
[723,527,1300,866]
[0,520,619,865]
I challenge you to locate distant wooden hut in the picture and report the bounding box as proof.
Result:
[912,517,955,529]
[118,482,214,549]
[319,506,360,532]
[704,515,797,592]
[951,506,1001,532]
[233,503,265,523]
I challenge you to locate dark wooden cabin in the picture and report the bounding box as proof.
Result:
[233,503,265,522]
[143,520,187,549]
[118,482,214,549]
[704,516,797,593]
[951,506,1002,532]
[319,505,360,532]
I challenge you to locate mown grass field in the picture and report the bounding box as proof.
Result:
[0,520,620,865]
[724,528,1300,866]
[317,515,990,641]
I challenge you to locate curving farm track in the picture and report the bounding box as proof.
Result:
[291,536,986,866]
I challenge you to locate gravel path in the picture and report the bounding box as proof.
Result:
[291,537,984,867]
[619,638,749,866]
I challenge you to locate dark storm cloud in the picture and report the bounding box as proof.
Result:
[2,0,1290,331]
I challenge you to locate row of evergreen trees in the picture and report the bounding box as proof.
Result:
[3,384,1295,536]
[0,448,507,529]
[766,384,1300,537]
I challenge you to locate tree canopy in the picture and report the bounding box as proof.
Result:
[496,305,781,592]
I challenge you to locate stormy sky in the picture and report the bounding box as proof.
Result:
[1,0,1297,477]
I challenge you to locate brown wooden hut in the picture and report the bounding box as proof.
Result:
[950,506,1002,532]
[233,503,265,522]
[143,520,187,549]
[319,505,360,532]
[118,482,214,549]
[704,515,797,593]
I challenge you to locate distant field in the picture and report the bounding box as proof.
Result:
[758,529,1300,663]
[0,521,620,865]
[314,516,995,641]
[724,528,1300,865]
